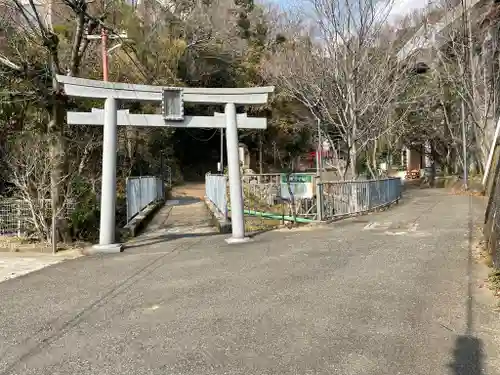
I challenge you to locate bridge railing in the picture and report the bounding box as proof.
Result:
[319,178,402,220]
[205,174,228,220]
[126,176,165,222]
[204,173,402,223]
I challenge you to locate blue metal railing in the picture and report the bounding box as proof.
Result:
[205,174,228,220]
[126,176,165,222]
[320,177,402,220]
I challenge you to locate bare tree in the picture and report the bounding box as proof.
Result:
[422,0,500,173]
[263,0,418,178]
[5,134,56,240]
[0,0,106,242]
[5,132,96,241]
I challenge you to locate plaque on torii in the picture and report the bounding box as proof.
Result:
[57,75,274,253]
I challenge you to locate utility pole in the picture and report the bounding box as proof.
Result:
[220,129,224,173]
[259,132,263,174]
[460,0,469,191]
[461,101,468,190]
[316,118,322,179]
[101,28,109,81]
[87,29,128,81]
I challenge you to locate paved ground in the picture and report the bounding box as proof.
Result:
[0,250,82,283]
[0,189,499,375]
[127,188,216,248]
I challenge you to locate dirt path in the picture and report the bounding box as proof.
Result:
[171,183,206,201]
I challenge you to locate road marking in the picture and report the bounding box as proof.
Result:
[408,223,418,232]
[384,231,409,236]
[363,222,392,230]
[364,221,421,236]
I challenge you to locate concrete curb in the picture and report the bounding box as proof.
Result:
[122,199,165,238]
[203,197,232,234]
[82,243,123,255]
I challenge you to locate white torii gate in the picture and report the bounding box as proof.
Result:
[56,75,274,252]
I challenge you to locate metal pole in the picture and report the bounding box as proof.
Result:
[224,103,248,243]
[220,128,224,173]
[315,176,323,221]
[461,101,468,190]
[316,118,322,178]
[101,28,109,82]
[94,97,121,252]
[259,133,263,174]
[160,152,164,181]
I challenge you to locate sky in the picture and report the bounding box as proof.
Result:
[385,0,434,23]
[268,0,434,24]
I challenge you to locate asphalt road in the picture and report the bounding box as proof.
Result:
[0,189,498,375]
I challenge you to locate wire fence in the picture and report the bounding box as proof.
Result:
[0,174,171,237]
[484,145,500,267]
[205,174,228,220]
[126,176,165,222]
[0,199,76,237]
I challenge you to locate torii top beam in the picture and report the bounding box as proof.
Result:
[56,75,275,104]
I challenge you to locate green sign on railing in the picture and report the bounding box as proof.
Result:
[280,174,313,183]
[280,173,314,199]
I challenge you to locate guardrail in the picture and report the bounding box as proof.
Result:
[126,176,165,222]
[205,173,402,224]
[320,177,402,220]
[205,174,228,220]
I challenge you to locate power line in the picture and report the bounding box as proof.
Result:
[185,128,219,142]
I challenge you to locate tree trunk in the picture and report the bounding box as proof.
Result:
[372,140,378,175]
[430,142,437,188]
[49,96,71,243]
[349,145,357,178]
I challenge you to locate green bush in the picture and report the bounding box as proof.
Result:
[68,177,99,241]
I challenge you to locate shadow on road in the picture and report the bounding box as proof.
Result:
[125,227,278,250]
[449,336,484,375]
[124,231,218,250]
[448,196,484,375]
[167,196,202,206]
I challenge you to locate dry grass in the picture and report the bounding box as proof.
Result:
[488,270,500,298]
[476,238,500,300]
[0,236,89,254]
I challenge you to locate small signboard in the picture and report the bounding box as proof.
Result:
[162,87,184,121]
[280,173,314,199]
